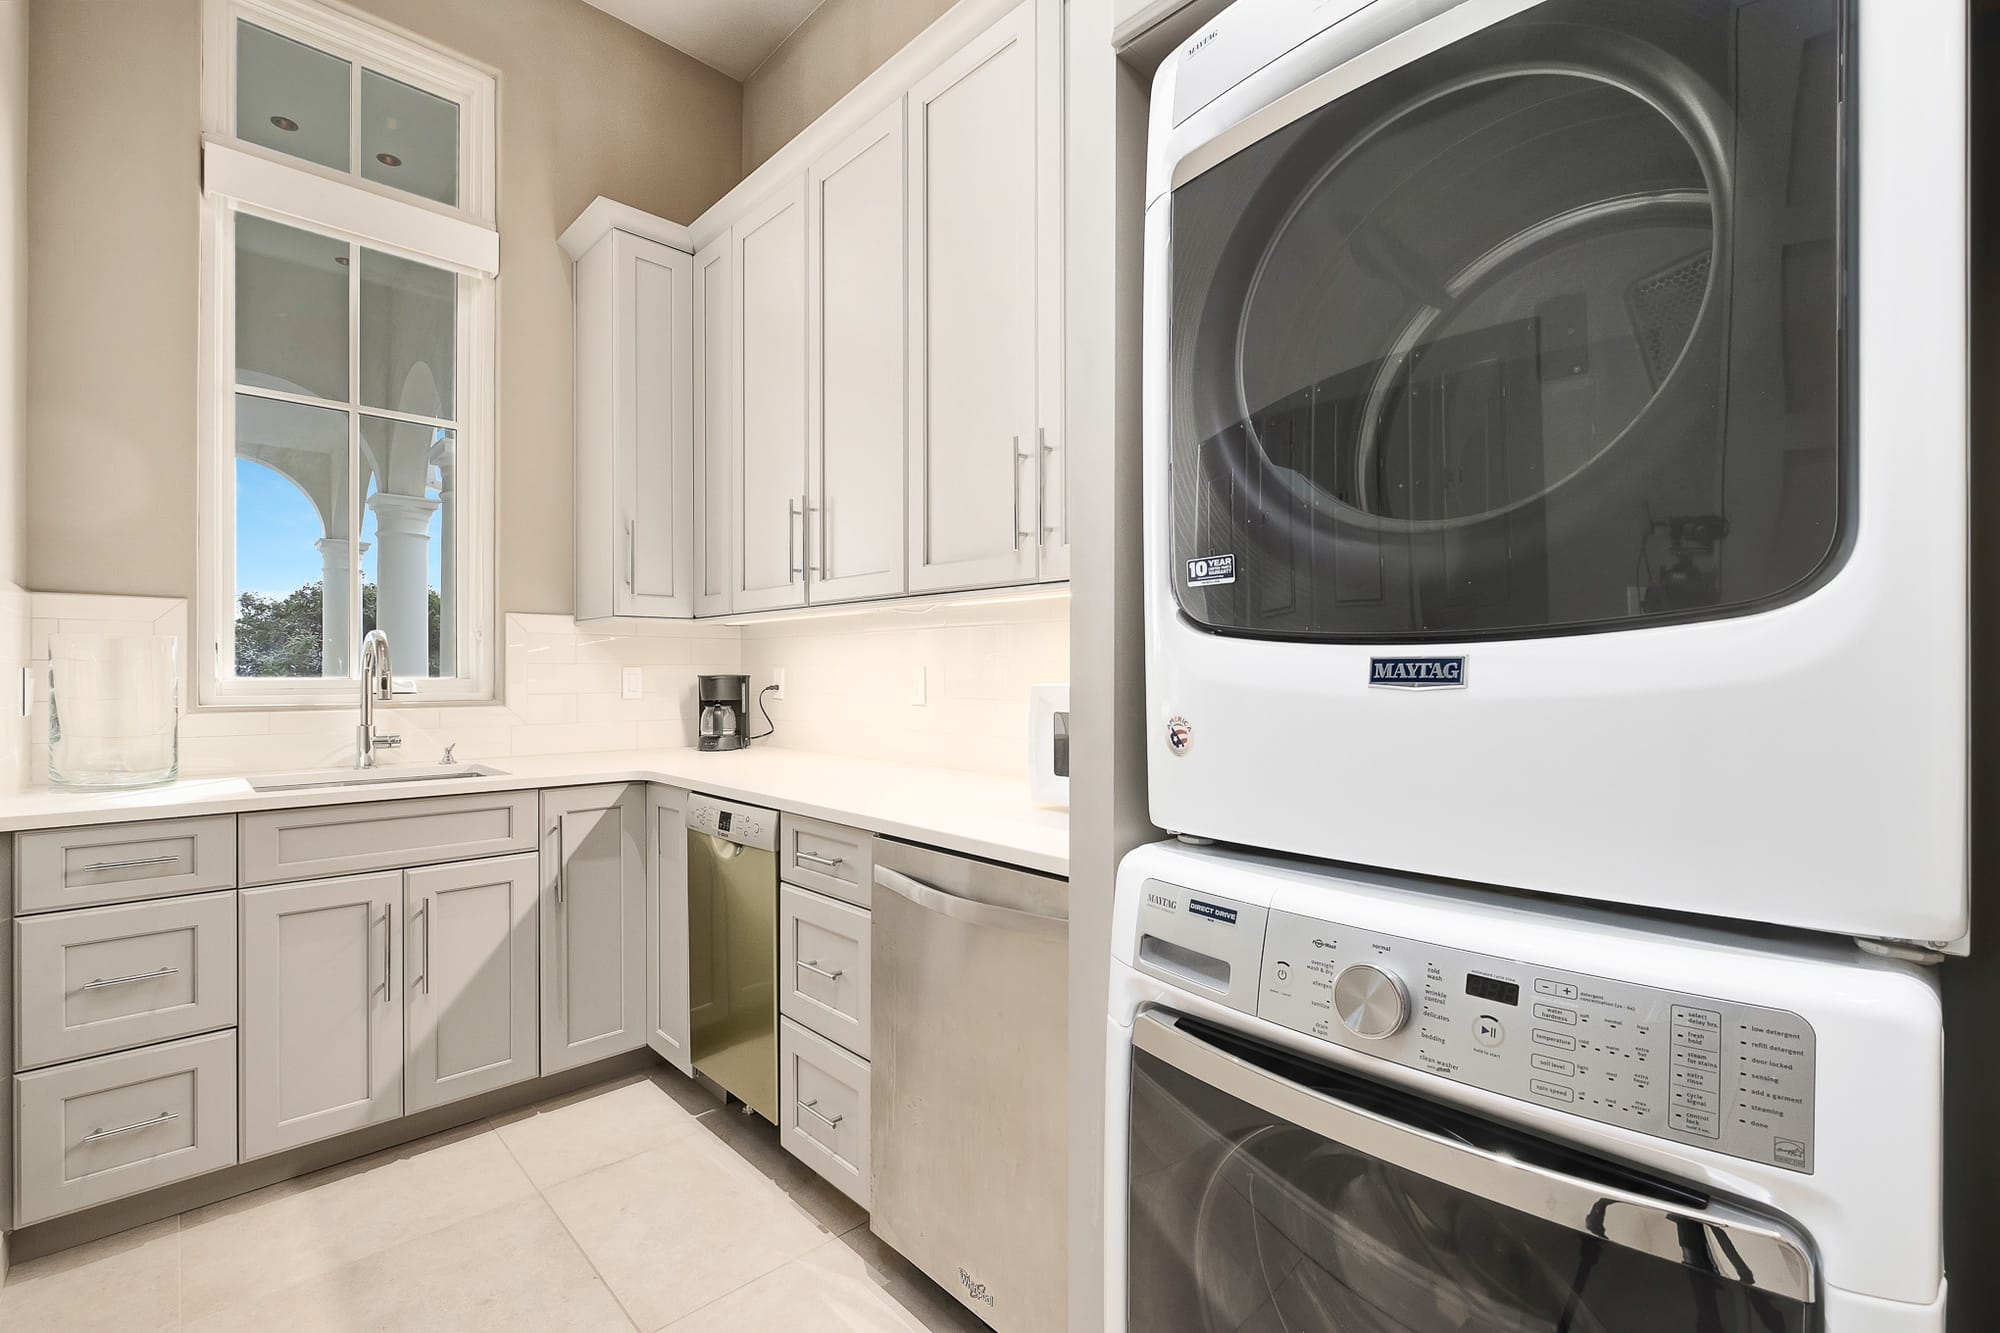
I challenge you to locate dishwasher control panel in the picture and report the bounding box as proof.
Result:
[687,795,776,851]
[1256,910,1818,1174]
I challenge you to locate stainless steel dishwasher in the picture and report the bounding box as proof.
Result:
[687,795,778,1121]
[871,838,1069,1333]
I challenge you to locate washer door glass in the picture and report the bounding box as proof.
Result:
[1168,0,1845,639]
[1128,1028,1816,1333]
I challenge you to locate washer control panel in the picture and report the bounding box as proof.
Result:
[1258,909,1818,1173]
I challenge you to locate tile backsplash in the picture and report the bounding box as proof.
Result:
[737,594,1069,779]
[16,591,1067,783]
[27,596,740,780]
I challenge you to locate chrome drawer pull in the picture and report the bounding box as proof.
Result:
[81,1110,177,1144]
[797,959,844,982]
[799,1098,844,1130]
[81,966,180,991]
[79,854,180,873]
[796,851,844,869]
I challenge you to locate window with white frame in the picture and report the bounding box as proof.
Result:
[199,0,497,705]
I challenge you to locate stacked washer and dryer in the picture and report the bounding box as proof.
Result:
[1112,0,1965,1329]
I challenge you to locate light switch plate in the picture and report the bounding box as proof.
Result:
[622,667,642,700]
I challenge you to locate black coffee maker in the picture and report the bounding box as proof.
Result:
[697,674,752,752]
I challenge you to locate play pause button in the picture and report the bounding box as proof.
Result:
[1473,1015,1506,1048]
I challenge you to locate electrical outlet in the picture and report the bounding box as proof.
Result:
[772,668,787,701]
[912,664,927,707]
[622,667,642,700]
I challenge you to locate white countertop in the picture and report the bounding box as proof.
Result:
[0,748,1070,877]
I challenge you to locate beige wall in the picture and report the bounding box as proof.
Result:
[741,0,954,174]
[1,0,24,590]
[26,0,742,625]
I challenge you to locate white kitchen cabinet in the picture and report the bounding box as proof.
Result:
[731,176,812,614]
[570,221,696,620]
[540,785,647,1074]
[906,0,1063,593]
[808,102,908,604]
[645,786,693,1076]
[693,233,735,618]
[405,853,540,1114]
[239,871,405,1160]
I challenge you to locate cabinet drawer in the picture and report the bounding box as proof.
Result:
[17,817,237,913]
[16,892,238,1069]
[778,885,870,1058]
[238,791,538,886]
[14,1031,238,1225]
[778,1017,869,1208]
[779,814,873,907]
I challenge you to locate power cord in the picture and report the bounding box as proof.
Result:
[746,683,779,740]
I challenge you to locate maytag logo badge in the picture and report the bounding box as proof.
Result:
[1369,657,1467,690]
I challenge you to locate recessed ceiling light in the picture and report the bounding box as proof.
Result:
[375,152,402,168]
[270,115,299,132]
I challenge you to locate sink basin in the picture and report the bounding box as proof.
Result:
[248,763,506,794]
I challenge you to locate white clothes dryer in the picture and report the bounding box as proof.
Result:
[1105,841,1947,1330]
[1141,0,1970,948]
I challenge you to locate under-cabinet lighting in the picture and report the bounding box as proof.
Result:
[718,585,1070,629]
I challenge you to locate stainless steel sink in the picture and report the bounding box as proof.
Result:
[248,763,505,794]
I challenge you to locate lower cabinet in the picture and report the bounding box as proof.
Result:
[540,785,647,1075]
[14,1031,239,1225]
[240,871,405,1160]
[646,785,693,1076]
[406,855,541,1114]
[240,856,542,1159]
[779,1017,871,1207]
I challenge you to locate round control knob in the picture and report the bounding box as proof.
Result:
[1333,964,1409,1041]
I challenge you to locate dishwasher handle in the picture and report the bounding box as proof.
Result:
[873,865,1067,939]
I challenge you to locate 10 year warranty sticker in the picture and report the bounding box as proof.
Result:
[1186,554,1236,587]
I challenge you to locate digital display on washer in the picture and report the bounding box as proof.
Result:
[717,810,733,834]
[1465,973,1520,1006]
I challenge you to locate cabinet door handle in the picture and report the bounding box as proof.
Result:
[1038,427,1055,542]
[378,905,392,1001]
[82,1110,178,1145]
[797,959,844,982]
[805,499,820,577]
[80,854,179,873]
[818,495,830,580]
[799,1098,844,1130]
[787,499,803,582]
[414,899,430,996]
[627,519,637,589]
[795,850,843,869]
[551,820,568,1021]
[82,966,179,991]
[1010,434,1023,553]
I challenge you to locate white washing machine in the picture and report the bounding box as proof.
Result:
[1142,0,1970,949]
[1105,841,1947,1330]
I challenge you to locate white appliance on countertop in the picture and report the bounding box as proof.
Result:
[1028,682,1071,808]
[1142,0,1970,949]
[1106,840,1946,1330]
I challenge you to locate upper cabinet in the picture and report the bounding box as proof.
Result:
[809,102,910,604]
[693,235,735,618]
[908,0,1065,593]
[567,0,1064,621]
[731,178,812,614]
[564,206,696,621]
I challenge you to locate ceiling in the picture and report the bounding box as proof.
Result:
[579,0,828,80]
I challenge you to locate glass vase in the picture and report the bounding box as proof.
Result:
[48,635,180,788]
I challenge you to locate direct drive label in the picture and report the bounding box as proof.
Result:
[1188,898,1240,925]
[1186,554,1236,587]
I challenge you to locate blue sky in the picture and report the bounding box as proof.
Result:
[236,459,442,598]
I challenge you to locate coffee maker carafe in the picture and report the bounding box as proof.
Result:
[697,674,752,752]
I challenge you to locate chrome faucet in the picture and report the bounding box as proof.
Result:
[356,630,402,769]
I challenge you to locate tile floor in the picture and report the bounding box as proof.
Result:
[0,1068,992,1333]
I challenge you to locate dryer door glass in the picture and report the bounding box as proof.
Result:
[1168,0,1845,640]
[1128,1019,1817,1332]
